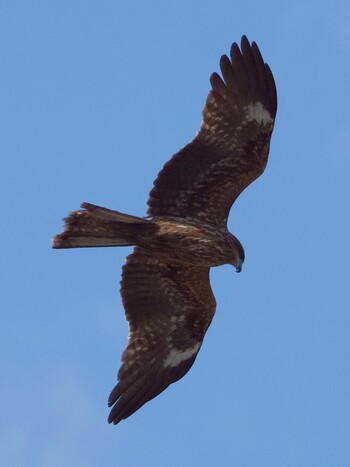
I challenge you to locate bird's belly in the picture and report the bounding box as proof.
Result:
[141,223,230,267]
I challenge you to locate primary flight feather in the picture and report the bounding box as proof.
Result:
[53,35,277,425]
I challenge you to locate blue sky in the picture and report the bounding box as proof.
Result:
[1,1,350,466]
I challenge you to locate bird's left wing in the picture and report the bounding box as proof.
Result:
[108,247,216,425]
[147,36,277,226]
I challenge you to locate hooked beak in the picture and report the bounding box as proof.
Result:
[235,259,243,273]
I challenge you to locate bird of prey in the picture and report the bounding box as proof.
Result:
[53,36,277,425]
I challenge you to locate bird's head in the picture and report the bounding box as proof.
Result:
[229,236,245,273]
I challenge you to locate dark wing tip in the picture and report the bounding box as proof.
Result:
[240,34,250,51]
[218,35,277,118]
[230,41,243,63]
[107,374,166,425]
[210,71,227,96]
[108,383,122,408]
[265,62,278,116]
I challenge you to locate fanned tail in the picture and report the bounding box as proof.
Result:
[52,202,153,249]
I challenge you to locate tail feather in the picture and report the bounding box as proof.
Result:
[52,202,153,249]
[80,202,148,224]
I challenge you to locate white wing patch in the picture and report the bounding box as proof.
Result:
[245,102,273,126]
[163,343,200,368]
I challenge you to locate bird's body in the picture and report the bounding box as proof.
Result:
[131,215,243,268]
[53,36,277,425]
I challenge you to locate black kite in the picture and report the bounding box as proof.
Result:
[53,36,277,425]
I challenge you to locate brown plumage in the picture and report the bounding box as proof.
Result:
[52,36,277,425]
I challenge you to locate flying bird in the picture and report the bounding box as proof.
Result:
[53,36,277,425]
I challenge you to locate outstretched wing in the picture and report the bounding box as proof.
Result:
[108,248,216,425]
[147,36,277,226]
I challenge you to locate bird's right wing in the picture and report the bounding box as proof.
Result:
[108,247,216,425]
[147,36,277,226]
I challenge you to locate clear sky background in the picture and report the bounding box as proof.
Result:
[1,1,350,466]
